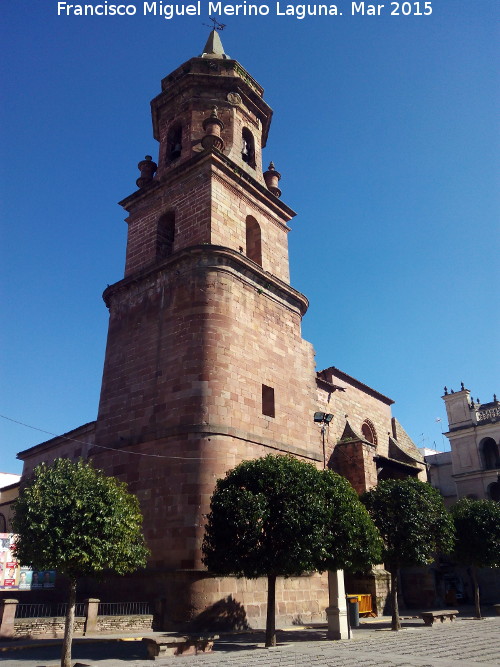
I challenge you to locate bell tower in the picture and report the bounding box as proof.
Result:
[120,31,291,283]
[93,32,325,628]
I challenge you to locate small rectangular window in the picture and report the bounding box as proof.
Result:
[262,385,275,418]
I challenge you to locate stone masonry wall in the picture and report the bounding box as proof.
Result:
[93,239,322,627]
[211,170,290,283]
[156,84,266,185]
[317,371,393,464]
[13,617,85,639]
[123,155,291,284]
[20,423,96,478]
[12,615,153,639]
[80,570,329,631]
[331,440,378,494]
[188,572,329,630]
[124,158,212,277]
[97,249,315,451]
[96,614,154,634]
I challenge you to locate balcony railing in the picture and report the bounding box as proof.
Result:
[476,407,500,421]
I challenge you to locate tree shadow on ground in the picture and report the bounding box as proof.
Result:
[355,620,425,631]
[189,595,250,632]
[213,627,329,652]
[0,639,149,663]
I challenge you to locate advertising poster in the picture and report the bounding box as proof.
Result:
[0,534,56,591]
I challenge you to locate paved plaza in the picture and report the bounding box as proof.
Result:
[1,615,499,667]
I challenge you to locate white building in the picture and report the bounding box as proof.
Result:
[425,385,500,505]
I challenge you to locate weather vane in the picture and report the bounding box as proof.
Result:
[203,17,226,31]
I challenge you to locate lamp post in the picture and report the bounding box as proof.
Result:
[314,411,333,469]
[313,412,349,640]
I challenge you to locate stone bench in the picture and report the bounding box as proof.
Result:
[143,634,219,659]
[421,610,459,626]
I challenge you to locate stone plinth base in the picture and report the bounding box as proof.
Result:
[77,569,329,632]
[326,571,349,640]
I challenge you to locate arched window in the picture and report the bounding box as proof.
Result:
[0,513,6,532]
[481,438,500,470]
[241,128,256,168]
[245,216,262,266]
[156,212,175,260]
[361,419,377,445]
[166,123,182,163]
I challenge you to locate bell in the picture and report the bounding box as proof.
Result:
[170,143,181,159]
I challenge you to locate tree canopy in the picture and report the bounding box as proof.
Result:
[451,498,500,618]
[362,477,454,630]
[451,498,500,569]
[12,458,149,667]
[13,458,149,578]
[362,477,454,571]
[202,454,381,645]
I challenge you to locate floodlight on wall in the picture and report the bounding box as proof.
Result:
[313,412,334,469]
[314,412,333,424]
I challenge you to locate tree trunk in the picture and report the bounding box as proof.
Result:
[390,568,401,631]
[61,577,77,667]
[471,565,481,619]
[265,574,277,647]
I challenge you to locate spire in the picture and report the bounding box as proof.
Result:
[201,29,229,60]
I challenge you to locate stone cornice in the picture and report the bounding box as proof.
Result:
[17,422,96,460]
[103,244,309,316]
[374,454,424,473]
[445,420,500,436]
[91,422,321,464]
[211,152,296,223]
[319,367,394,405]
[152,57,272,145]
[118,147,296,223]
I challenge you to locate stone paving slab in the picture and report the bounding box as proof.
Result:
[152,619,500,667]
[0,617,498,667]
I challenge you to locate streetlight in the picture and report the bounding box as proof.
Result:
[314,412,334,468]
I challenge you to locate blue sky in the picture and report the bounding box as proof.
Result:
[1,1,499,474]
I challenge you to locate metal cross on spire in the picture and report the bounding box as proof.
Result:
[203,17,226,31]
[201,21,230,59]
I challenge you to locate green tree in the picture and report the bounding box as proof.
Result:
[12,458,149,667]
[202,454,381,647]
[362,477,455,631]
[451,498,500,619]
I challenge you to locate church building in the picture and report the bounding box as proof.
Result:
[15,31,425,629]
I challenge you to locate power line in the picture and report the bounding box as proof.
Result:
[0,413,222,461]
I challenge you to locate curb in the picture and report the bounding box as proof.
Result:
[0,636,143,652]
